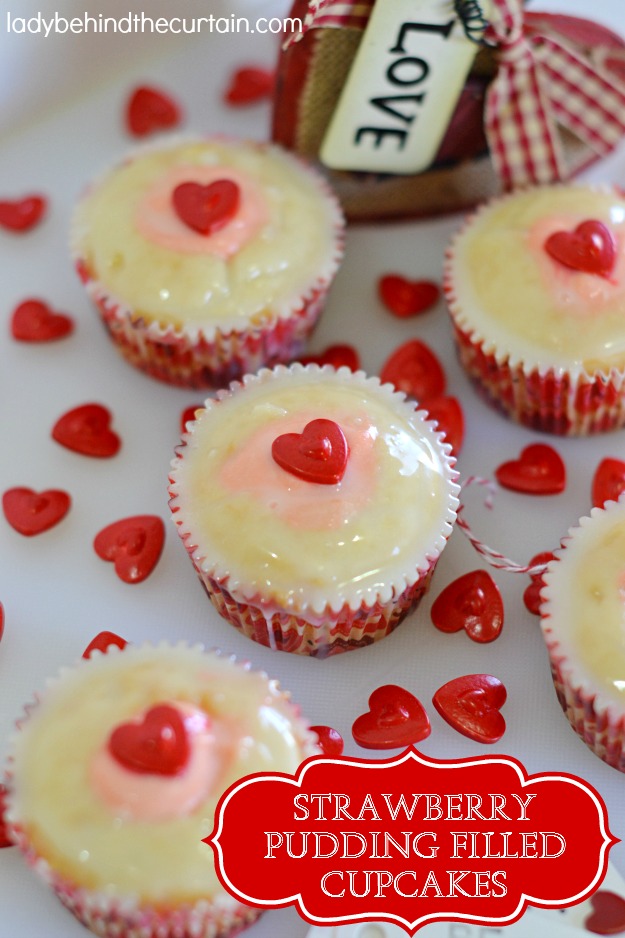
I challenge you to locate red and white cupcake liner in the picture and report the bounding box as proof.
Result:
[169,364,460,657]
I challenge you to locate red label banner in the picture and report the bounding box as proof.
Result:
[207,748,617,933]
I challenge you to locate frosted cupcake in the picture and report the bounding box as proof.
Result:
[5,642,318,937]
[540,495,625,772]
[168,364,460,657]
[444,185,625,434]
[72,137,344,388]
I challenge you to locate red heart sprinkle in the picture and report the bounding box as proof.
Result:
[300,344,361,371]
[523,551,556,616]
[422,395,464,455]
[592,457,625,509]
[431,570,504,644]
[126,85,181,137]
[545,220,616,277]
[2,487,71,537]
[0,784,13,849]
[181,403,203,434]
[0,195,47,232]
[495,443,566,495]
[83,631,129,659]
[52,403,121,458]
[172,179,240,236]
[378,274,440,318]
[224,66,275,105]
[272,419,349,485]
[352,685,431,750]
[94,516,165,584]
[11,298,74,343]
[380,339,446,402]
[311,725,344,757]
[433,674,507,744]
[108,704,190,776]
[585,890,625,935]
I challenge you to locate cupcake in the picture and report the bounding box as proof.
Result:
[5,642,318,937]
[444,184,625,434]
[168,363,460,657]
[71,137,344,388]
[540,495,625,772]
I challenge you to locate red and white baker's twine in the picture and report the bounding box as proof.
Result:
[457,477,549,576]
[287,0,625,190]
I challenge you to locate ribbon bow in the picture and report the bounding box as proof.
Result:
[485,0,625,189]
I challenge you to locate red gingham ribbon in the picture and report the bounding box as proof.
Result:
[485,0,625,189]
[284,0,373,47]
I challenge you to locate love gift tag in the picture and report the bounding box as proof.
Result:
[320,0,492,174]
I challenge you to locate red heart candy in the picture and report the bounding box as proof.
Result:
[423,395,464,455]
[378,274,440,318]
[108,704,190,776]
[0,195,47,232]
[523,551,556,616]
[433,674,507,744]
[11,298,74,342]
[352,685,431,750]
[224,66,275,105]
[431,570,504,644]
[181,403,203,434]
[94,516,165,584]
[172,179,240,236]
[311,725,344,757]
[585,890,625,935]
[592,457,625,509]
[83,631,129,659]
[495,443,566,495]
[545,220,616,277]
[0,784,13,849]
[380,339,446,402]
[126,85,181,137]
[272,418,349,485]
[52,403,121,458]
[300,344,361,372]
[2,487,71,537]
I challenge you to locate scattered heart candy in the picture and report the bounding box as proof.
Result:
[52,403,121,458]
[109,704,190,775]
[585,890,625,935]
[592,457,625,509]
[0,195,47,232]
[380,339,446,402]
[311,725,344,757]
[431,570,504,643]
[2,487,71,536]
[544,219,616,277]
[11,298,74,342]
[172,179,240,236]
[94,516,165,584]
[495,443,566,495]
[523,551,556,616]
[224,66,275,105]
[0,784,13,848]
[378,274,440,318]
[352,685,431,749]
[300,344,361,371]
[432,674,507,744]
[83,631,129,659]
[422,395,464,455]
[126,85,182,137]
[272,418,349,485]
[181,403,203,433]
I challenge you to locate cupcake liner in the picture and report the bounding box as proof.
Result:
[5,642,319,936]
[169,364,460,657]
[71,138,345,390]
[540,499,625,772]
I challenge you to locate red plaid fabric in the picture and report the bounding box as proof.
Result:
[285,0,374,47]
[486,0,625,188]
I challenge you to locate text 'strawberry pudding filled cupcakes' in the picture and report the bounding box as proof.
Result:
[540,495,625,773]
[5,642,318,937]
[169,363,460,657]
[71,137,344,388]
[444,185,625,434]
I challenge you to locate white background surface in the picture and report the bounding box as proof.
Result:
[1,1,625,936]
